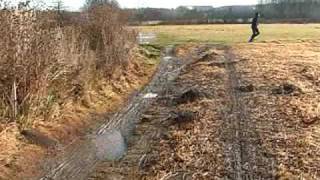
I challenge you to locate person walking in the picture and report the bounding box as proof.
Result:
[249,12,260,42]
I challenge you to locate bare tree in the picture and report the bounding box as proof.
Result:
[51,0,67,26]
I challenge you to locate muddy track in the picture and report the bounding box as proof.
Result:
[88,46,279,180]
[39,45,279,180]
[38,46,212,180]
[222,49,276,180]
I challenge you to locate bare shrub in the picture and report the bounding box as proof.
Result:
[83,4,136,77]
[0,9,58,126]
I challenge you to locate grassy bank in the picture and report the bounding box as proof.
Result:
[0,5,160,179]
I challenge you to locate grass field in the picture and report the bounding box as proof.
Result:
[136,24,320,45]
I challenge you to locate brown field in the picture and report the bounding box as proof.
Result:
[233,41,320,178]
[90,40,320,179]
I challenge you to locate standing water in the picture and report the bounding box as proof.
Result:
[95,129,127,161]
[138,32,156,44]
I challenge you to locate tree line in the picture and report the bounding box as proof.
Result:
[128,0,320,24]
[128,6,256,24]
[257,0,320,20]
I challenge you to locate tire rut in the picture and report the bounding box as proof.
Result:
[222,48,276,180]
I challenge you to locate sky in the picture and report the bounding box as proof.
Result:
[58,0,258,10]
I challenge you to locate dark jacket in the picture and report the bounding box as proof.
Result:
[252,16,259,27]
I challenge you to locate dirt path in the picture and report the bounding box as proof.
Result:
[39,45,212,180]
[89,45,225,179]
[41,43,320,180]
[87,45,276,179]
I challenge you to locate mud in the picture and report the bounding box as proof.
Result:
[95,130,126,161]
[138,33,156,44]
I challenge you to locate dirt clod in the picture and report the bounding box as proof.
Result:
[272,83,302,95]
[302,117,319,126]
[175,88,201,104]
[237,84,255,93]
[170,110,197,124]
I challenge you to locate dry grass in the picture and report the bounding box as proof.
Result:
[233,41,320,179]
[89,42,320,179]
[137,42,320,179]
[145,49,229,179]
[0,6,136,128]
[0,4,159,179]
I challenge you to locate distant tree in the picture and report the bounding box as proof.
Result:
[257,0,320,20]
[175,6,189,18]
[175,6,204,20]
[17,0,31,9]
[52,0,64,10]
[84,0,119,9]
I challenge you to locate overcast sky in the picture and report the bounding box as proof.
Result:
[58,0,258,10]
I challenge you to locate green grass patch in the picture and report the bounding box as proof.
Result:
[139,44,161,65]
[136,24,320,45]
